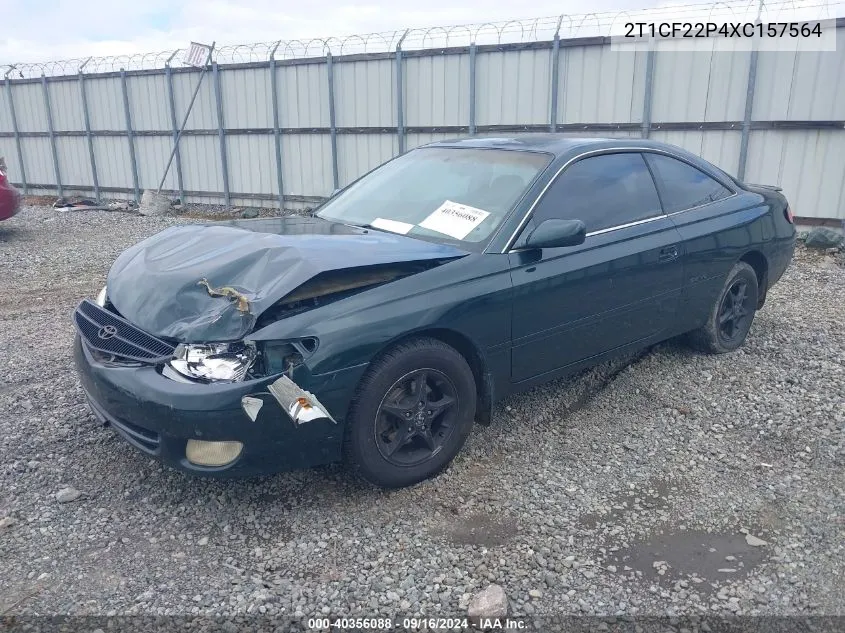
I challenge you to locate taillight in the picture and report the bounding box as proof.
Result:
[784,204,794,224]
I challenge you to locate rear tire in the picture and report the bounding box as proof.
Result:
[689,261,759,354]
[343,337,476,488]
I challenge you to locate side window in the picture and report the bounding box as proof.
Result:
[531,153,662,234]
[644,153,732,213]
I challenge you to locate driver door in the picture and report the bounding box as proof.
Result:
[508,152,684,384]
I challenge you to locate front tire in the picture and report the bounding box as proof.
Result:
[344,338,476,488]
[689,261,759,354]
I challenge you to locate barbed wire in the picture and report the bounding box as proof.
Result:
[2,0,841,79]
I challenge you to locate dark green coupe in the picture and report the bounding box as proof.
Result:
[73,136,795,488]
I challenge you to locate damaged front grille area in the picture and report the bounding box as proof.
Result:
[74,299,176,363]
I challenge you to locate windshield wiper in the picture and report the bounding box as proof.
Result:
[347,222,389,233]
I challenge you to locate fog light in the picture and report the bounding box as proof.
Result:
[185,440,243,467]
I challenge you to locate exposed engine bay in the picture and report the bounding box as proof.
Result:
[254,261,445,327]
[85,258,448,387]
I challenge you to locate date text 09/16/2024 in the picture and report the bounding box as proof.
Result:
[306,617,526,630]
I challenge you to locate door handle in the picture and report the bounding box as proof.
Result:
[659,245,679,262]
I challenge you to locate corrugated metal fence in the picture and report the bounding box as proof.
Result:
[2,20,844,220]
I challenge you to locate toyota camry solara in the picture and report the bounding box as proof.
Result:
[73,136,795,488]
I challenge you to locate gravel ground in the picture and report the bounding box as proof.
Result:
[0,204,843,626]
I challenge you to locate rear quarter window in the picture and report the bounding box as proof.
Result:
[644,153,732,213]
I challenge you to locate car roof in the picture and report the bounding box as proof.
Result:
[423,134,678,159]
[420,134,741,192]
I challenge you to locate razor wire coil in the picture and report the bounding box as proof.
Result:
[2,0,840,79]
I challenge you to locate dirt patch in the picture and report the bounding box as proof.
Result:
[609,529,770,592]
[439,512,520,547]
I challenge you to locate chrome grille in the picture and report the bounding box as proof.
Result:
[74,299,175,363]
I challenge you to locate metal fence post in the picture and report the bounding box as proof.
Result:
[212,61,231,207]
[269,41,285,209]
[395,29,409,155]
[40,74,62,198]
[158,45,214,198]
[120,69,140,202]
[640,48,656,139]
[78,59,100,202]
[549,16,563,132]
[737,2,765,180]
[4,67,27,194]
[737,48,760,181]
[469,43,477,136]
[165,52,185,202]
[326,52,339,190]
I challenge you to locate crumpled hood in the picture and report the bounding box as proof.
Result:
[107,216,467,342]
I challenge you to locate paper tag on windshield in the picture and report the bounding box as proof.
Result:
[370,218,413,234]
[419,201,490,240]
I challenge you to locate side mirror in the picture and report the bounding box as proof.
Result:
[523,218,586,250]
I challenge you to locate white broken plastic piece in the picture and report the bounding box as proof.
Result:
[267,375,335,425]
[241,396,264,422]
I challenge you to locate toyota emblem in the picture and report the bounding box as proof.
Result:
[97,325,118,340]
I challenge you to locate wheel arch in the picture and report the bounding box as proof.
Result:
[738,249,769,308]
[371,327,494,426]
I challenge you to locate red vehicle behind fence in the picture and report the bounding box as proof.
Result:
[0,157,21,221]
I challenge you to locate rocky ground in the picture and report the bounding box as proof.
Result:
[0,204,843,629]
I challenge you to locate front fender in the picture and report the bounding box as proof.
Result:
[248,253,514,377]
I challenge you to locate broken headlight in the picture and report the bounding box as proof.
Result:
[165,342,256,383]
[254,338,319,376]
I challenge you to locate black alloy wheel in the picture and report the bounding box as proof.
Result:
[717,278,753,343]
[374,368,458,467]
[689,261,759,354]
[344,337,476,488]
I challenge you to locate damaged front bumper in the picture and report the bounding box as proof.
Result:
[73,335,366,477]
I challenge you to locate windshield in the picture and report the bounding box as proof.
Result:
[316,147,552,248]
